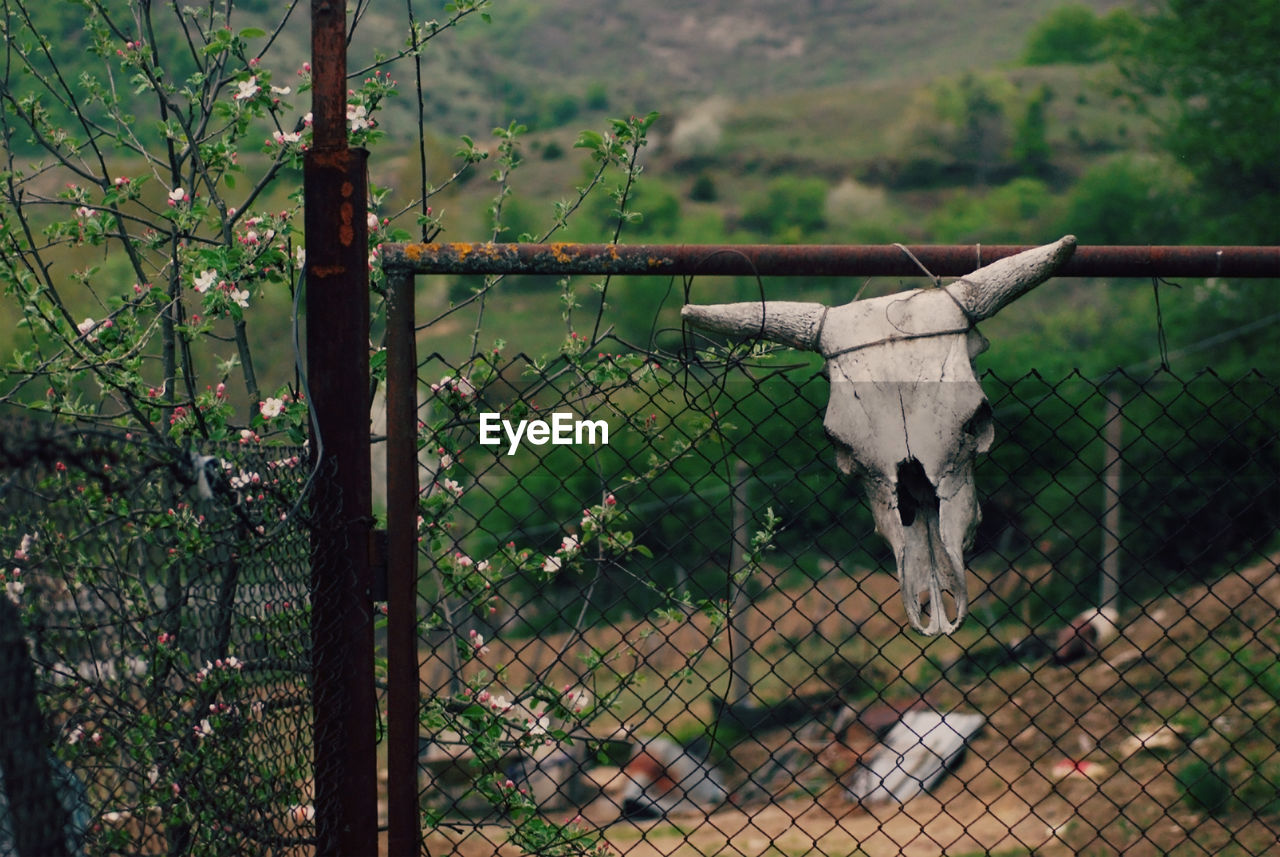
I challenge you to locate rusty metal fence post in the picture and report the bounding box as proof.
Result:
[304,1,377,854]
[385,270,422,855]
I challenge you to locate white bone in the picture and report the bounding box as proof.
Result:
[682,237,1075,635]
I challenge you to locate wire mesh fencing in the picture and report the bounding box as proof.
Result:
[0,416,316,857]
[398,347,1280,857]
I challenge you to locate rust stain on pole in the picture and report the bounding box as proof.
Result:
[382,242,1279,279]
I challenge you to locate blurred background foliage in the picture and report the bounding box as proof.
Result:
[4,1,1277,633]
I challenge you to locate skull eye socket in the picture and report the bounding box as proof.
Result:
[896,457,938,528]
[963,401,994,443]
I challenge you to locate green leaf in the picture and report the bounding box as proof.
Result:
[574,130,603,150]
[238,27,268,39]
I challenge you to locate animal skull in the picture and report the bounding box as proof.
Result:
[682,236,1076,635]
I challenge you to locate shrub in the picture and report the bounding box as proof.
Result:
[738,176,829,240]
[1175,757,1233,816]
[689,172,718,202]
[1022,4,1108,65]
[1057,154,1192,244]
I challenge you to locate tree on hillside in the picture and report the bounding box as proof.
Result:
[1012,84,1053,176]
[1117,0,1280,243]
[1021,4,1134,66]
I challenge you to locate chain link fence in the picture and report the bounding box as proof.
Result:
[1,416,316,856]
[405,345,1279,857]
[2,359,1276,857]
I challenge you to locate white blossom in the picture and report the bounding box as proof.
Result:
[347,104,370,131]
[229,470,261,490]
[229,287,250,308]
[564,687,592,713]
[234,77,259,101]
[259,397,285,419]
[430,375,474,397]
[193,269,217,294]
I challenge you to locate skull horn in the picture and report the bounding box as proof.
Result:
[945,234,1076,322]
[681,301,827,351]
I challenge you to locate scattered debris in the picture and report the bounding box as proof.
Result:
[506,744,589,811]
[1054,606,1120,664]
[1118,724,1187,760]
[845,710,985,804]
[711,690,843,733]
[1050,758,1108,781]
[618,736,728,820]
[943,634,1052,679]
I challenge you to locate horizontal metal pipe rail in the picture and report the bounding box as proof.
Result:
[381,242,1279,279]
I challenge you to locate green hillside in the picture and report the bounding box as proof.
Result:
[2,1,1275,387]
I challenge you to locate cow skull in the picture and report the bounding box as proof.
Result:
[683,236,1076,635]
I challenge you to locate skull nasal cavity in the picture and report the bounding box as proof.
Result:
[896,458,938,527]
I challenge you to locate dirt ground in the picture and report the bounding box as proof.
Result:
[410,554,1280,856]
